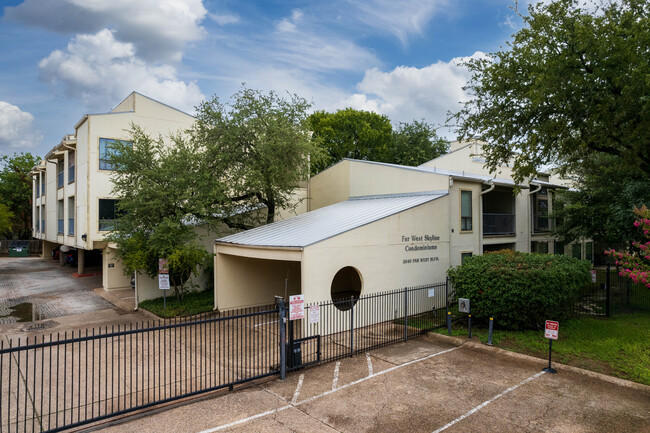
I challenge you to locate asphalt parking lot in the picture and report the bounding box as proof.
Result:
[0,257,115,326]
[95,335,650,433]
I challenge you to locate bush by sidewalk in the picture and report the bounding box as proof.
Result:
[447,250,591,330]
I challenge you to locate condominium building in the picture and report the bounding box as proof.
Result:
[31,92,195,291]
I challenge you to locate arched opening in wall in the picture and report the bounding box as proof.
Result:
[330,266,362,311]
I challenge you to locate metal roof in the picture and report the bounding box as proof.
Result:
[216,191,448,248]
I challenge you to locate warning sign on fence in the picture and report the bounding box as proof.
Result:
[309,304,320,324]
[289,294,304,321]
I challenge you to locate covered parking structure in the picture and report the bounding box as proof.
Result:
[214,191,450,311]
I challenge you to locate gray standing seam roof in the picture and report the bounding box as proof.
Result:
[216,191,448,248]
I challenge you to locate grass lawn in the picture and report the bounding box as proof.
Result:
[139,290,214,318]
[431,314,650,386]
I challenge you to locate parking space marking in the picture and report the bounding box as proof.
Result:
[366,352,373,376]
[291,374,304,404]
[332,361,341,390]
[198,346,459,433]
[431,370,546,433]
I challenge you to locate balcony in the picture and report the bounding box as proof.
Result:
[68,165,75,183]
[58,219,64,234]
[68,218,74,235]
[57,171,64,188]
[483,213,515,235]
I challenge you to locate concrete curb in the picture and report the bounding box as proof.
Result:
[426,331,650,393]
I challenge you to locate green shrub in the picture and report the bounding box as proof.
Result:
[447,252,591,330]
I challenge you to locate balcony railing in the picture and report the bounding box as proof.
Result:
[533,214,555,233]
[483,213,515,235]
[68,218,74,235]
[57,171,64,188]
[57,219,64,234]
[68,165,75,183]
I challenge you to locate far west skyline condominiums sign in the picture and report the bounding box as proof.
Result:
[401,233,440,265]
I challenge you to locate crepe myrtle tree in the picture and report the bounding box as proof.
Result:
[605,206,650,288]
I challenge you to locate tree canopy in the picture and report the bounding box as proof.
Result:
[453,0,650,185]
[105,87,320,300]
[308,109,448,173]
[0,152,40,239]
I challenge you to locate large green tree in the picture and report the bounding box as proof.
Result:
[106,88,320,300]
[0,152,41,239]
[194,87,323,224]
[308,108,393,173]
[553,154,650,249]
[391,120,449,166]
[453,0,650,185]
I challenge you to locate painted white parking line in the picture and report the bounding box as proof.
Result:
[332,361,341,390]
[366,352,373,376]
[198,346,459,433]
[431,371,546,433]
[291,374,304,404]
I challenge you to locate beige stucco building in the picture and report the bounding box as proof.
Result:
[31,92,197,301]
[214,141,591,311]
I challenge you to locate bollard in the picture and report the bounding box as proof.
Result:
[468,314,472,339]
[487,317,494,346]
[447,311,452,335]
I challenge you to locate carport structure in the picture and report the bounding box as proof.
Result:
[214,191,450,311]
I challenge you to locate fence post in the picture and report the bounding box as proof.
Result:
[349,301,354,357]
[278,298,287,380]
[446,277,452,335]
[606,262,611,318]
[404,287,408,343]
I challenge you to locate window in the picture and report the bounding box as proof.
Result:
[330,266,362,311]
[554,240,565,255]
[57,160,64,188]
[585,242,593,262]
[68,150,75,183]
[99,199,121,231]
[531,241,549,254]
[460,190,472,231]
[41,204,45,234]
[572,243,582,260]
[57,200,64,234]
[41,173,45,197]
[99,138,132,171]
[461,252,473,263]
[35,206,40,232]
[68,197,75,235]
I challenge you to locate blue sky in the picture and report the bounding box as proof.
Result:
[0,0,526,158]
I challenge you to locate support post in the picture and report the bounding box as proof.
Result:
[543,339,557,374]
[350,303,354,357]
[468,314,472,339]
[606,262,611,317]
[447,312,452,335]
[404,287,408,342]
[77,248,85,275]
[487,317,493,346]
[278,298,287,380]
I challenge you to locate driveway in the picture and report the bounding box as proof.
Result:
[95,335,650,433]
[0,256,115,325]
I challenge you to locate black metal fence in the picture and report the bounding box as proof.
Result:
[573,265,650,317]
[1,282,450,432]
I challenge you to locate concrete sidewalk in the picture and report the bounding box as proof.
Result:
[93,335,650,433]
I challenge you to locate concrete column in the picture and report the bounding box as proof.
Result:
[59,247,65,266]
[77,248,85,275]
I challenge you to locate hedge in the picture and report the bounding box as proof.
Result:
[447,251,591,330]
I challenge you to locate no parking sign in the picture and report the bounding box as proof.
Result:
[544,320,559,340]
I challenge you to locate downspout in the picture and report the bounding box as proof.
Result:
[528,184,542,251]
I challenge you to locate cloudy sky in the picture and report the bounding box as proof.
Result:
[0,0,526,157]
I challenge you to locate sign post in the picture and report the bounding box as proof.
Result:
[543,320,559,374]
[158,258,170,311]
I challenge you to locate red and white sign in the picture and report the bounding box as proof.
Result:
[158,258,169,274]
[590,270,597,283]
[158,273,170,290]
[289,294,304,321]
[544,320,559,340]
[309,305,320,324]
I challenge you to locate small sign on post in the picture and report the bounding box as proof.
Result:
[159,258,170,310]
[289,294,304,321]
[543,320,559,374]
[309,304,320,324]
[590,270,597,283]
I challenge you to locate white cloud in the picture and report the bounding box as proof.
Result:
[38,29,204,113]
[337,52,487,137]
[0,102,43,152]
[208,12,240,26]
[270,9,378,73]
[347,0,448,44]
[4,0,207,62]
